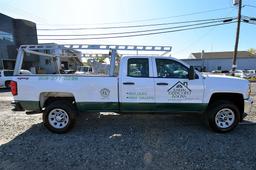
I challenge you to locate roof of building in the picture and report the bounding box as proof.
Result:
[189,51,256,59]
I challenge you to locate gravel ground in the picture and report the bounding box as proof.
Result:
[0,84,256,170]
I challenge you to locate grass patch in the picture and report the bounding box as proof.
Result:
[248,77,256,82]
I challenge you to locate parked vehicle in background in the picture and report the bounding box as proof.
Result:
[210,70,230,76]
[211,70,222,74]
[233,70,249,79]
[20,69,33,75]
[75,66,93,75]
[244,70,256,78]
[0,70,14,88]
[221,70,230,74]
[64,70,76,74]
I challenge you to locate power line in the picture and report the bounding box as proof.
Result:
[38,21,236,40]
[0,18,237,38]
[174,28,216,55]
[37,17,234,31]
[174,6,237,55]
[37,18,235,37]
[37,7,234,27]
[243,21,256,25]
[244,4,256,8]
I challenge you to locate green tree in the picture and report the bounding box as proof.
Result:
[248,48,256,55]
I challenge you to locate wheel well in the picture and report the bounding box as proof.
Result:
[40,92,76,109]
[208,93,244,115]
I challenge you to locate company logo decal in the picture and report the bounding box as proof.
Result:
[126,92,154,100]
[167,81,191,99]
[100,88,110,98]
[17,77,29,80]
[38,76,78,81]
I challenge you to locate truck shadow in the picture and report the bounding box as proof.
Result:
[1,113,256,169]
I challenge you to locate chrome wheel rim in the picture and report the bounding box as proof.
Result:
[215,108,235,129]
[48,109,69,129]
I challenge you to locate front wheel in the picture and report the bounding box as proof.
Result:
[205,101,240,133]
[43,101,76,133]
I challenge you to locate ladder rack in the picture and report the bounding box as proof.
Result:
[20,44,172,52]
[17,44,172,76]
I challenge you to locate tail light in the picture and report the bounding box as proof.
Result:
[10,81,18,96]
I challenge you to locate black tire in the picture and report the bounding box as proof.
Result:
[43,100,76,133]
[205,101,240,133]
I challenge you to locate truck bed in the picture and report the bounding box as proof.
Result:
[13,75,118,112]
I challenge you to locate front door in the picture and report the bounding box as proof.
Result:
[153,58,205,113]
[119,58,155,112]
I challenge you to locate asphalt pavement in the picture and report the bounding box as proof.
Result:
[0,87,256,170]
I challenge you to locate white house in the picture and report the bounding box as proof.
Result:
[182,51,256,72]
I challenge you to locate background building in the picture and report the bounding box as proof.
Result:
[0,13,82,73]
[0,13,38,70]
[15,43,83,74]
[182,51,256,72]
[34,43,83,74]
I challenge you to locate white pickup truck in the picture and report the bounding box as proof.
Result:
[10,46,253,133]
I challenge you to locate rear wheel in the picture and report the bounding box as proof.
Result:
[43,101,76,133]
[205,101,240,133]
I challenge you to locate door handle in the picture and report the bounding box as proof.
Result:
[123,82,135,85]
[156,82,168,86]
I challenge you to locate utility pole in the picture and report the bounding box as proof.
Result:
[231,0,242,76]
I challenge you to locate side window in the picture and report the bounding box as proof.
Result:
[156,59,188,79]
[127,58,149,77]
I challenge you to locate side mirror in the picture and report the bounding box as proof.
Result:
[188,66,195,80]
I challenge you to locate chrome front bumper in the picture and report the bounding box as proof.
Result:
[244,97,253,115]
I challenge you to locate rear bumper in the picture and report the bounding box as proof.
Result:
[244,97,253,117]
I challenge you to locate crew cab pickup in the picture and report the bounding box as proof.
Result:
[10,47,253,133]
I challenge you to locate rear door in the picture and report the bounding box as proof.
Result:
[153,58,205,113]
[119,57,155,112]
